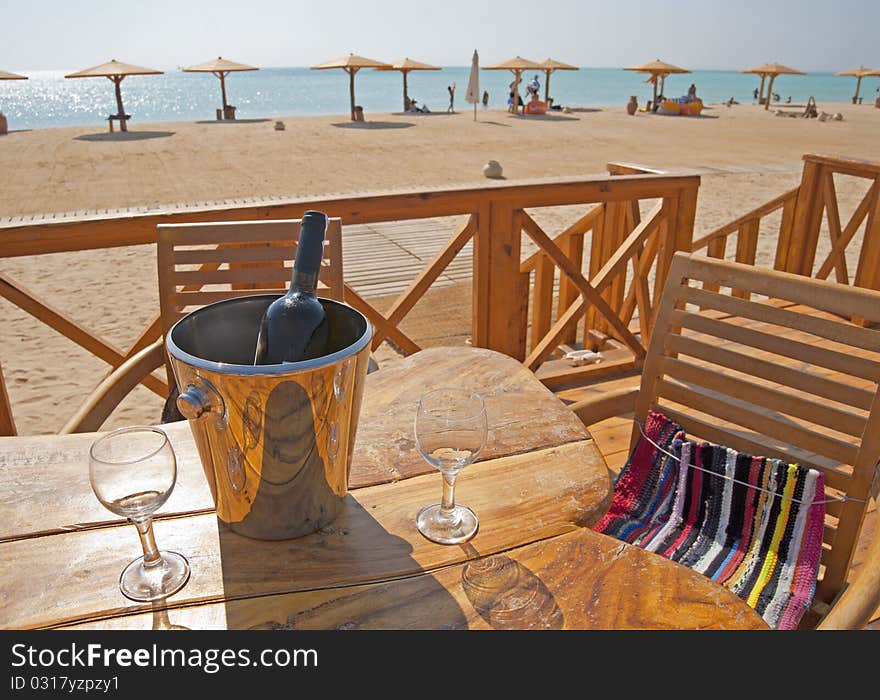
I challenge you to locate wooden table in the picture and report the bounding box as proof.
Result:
[0,347,767,630]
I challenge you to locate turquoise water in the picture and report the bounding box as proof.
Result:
[1,66,876,130]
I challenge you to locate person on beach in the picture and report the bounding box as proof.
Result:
[447,84,456,113]
[527,74,540,100]
[753,87,759,99]
[688,83,697,99]
[482,90,489,107]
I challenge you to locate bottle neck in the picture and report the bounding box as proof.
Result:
[290,268,318,294]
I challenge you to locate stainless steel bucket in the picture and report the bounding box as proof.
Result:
[165,295,372,540]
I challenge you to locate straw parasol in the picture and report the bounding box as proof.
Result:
[464,50,480,121]
[484,56,543,113]
[538,58,578,104]
[374,57,440,112]
[624,59,690,108]
[740,63,805,110]
[64,59,163,131]
[0,70,28,81]
[311,53,392,121]
[836,66,878,104]
[183,57,258,118]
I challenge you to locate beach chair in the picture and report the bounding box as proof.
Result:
[61,218,345,433]
[570,252,880,629]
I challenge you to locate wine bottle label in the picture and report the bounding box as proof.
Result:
[291,269,319,293]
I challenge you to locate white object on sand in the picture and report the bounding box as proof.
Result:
[564,349,604,366]
[483,160,503,178]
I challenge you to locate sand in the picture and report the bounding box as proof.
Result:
[1,101,879,435]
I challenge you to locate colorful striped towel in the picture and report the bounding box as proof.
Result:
[592,410,825,630]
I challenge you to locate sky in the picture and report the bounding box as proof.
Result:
[2,0,878,73]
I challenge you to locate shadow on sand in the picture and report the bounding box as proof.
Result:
[75,131,175,142]
[331,121,415,130]
[512,113,580,122]
[195,118,272,125]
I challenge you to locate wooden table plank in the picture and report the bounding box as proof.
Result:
[0,347,588,540]
[350,348,589,487]
[63,527,768,630]
[0,440,610,629]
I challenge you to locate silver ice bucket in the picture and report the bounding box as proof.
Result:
[166,295,372,540]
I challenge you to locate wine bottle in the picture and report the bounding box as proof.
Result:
[253,211,329,364]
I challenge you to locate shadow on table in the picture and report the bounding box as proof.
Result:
[459,543,564,630]
[216,498,469,630]
[75,131,176,142]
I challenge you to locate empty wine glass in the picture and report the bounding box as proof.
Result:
[89,426,190,602]
[415,388,488,544]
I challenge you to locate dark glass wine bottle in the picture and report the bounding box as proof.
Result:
[253,211,330,364]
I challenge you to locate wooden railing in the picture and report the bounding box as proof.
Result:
[692,154,880,298]
[0,170,700,434]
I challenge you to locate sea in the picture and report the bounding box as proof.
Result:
[1,66,876,131]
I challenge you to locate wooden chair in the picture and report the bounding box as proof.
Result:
[61,218,345,434]
[571,252,880,629]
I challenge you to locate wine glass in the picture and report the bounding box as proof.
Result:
[89,426,191,602]
[415,388,488,545]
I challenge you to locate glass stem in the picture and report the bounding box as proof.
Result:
[440,471,457,515]
[133,517,162,568]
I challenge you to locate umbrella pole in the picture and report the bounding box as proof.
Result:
[403,70,408,112]
[544,69,550,103]
[348,68,356,121]
[764,74,776,110]
[854,75,862,104]
[758,74,766,104]
[220,72,228,112]
[652,75,658,110]
[112,76,127,131]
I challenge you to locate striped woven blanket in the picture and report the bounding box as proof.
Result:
[592,410,826,630]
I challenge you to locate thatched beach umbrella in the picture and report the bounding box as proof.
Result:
[740,63,805,110]
[538,58,578,104]
[183,57,258,118]
[64,59,163,131]
[624,59,690,108]
[311,53,392,121]
[374,57,440,112]
[836,66,877,104]
[484,56,543,113]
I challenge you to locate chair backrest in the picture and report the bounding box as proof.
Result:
[635,252,880,608]
[156,218,344,336]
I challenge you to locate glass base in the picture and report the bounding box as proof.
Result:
[416,503,478,545]
[119,550,191,602]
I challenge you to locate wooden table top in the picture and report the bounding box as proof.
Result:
[0,347,767,630]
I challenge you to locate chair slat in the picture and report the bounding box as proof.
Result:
[672,252,880,324]
[173,266,294,286]
[653,403,853,492]
[671,309,880,382]
[657,379,861,466]
[158,220,303,245]
[665,334,875,411]
[681,285,880,354]
[173,245,299,264]
[657,355,867,438]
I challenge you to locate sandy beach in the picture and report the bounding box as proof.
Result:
[2,101,879,434]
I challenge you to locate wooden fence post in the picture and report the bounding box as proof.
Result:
[785,157,824,276]
[472,199,526,360]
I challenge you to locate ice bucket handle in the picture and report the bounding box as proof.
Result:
[176,377,226,427]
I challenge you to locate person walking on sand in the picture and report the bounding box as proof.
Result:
[447,83,456,113]
[482,90,488,107]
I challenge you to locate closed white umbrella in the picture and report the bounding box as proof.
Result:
[465,50,480,121]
